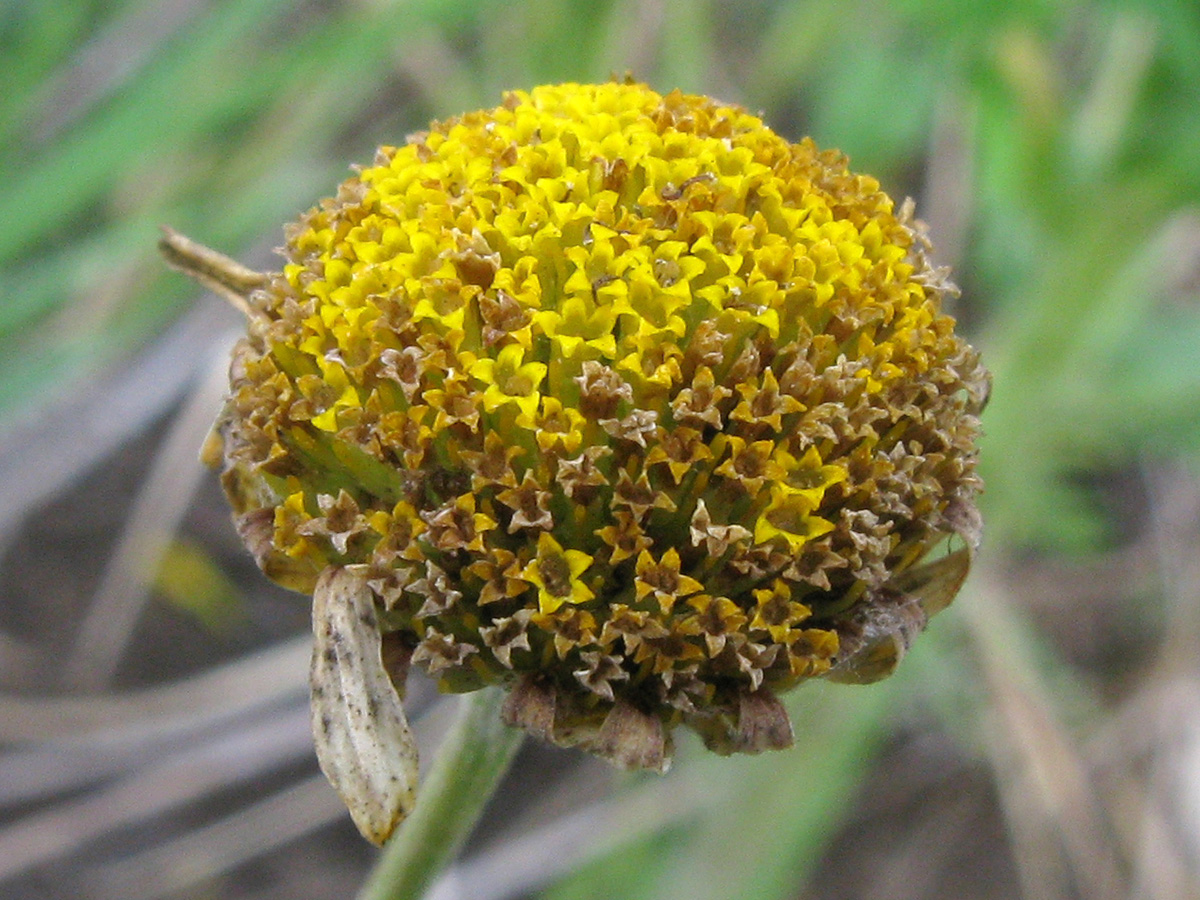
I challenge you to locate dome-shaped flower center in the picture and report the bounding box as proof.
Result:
[208,81,987,771]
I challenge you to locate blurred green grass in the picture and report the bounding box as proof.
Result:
[4,0,1200,898]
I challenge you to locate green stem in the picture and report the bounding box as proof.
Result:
[357,687,524,900]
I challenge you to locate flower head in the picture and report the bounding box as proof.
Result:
[210,81,988,770]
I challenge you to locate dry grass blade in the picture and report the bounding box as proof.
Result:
[0,634,308,743]
[0,701,314,884]
[85,774,348,900]
[1109,679,1200,900]
[964,579,1126,900]
[920,88,976,274]
[31,0,208,141]
[63,346,234,691]
[0,307,240,550]
[1126,460,1200,898]
[1143,460,1200,674]
[72,691,454,900]
[427,771,707,900]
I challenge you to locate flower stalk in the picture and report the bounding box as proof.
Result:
[356,687,523,900]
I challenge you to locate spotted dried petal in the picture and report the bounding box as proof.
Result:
[309,567,417,846]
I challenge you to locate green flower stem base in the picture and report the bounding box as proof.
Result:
[357,687,524,900]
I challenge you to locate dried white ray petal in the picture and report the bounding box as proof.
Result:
[310,565,418,845]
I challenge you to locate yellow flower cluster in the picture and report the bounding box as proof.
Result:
[213,82,987,764]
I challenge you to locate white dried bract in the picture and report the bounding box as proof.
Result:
[309,566,418,845]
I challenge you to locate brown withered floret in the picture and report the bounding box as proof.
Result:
[479,609,533,668]
[575,361,633,419]
[610,469,677,521]
[466,548,530,606]
[412,629,479,674]
[496,472,554,533]
[644,426,711,485]
[595,510,653,565]
[556,446,610,500]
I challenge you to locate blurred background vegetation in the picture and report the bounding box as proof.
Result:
[2,0,1199,898]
